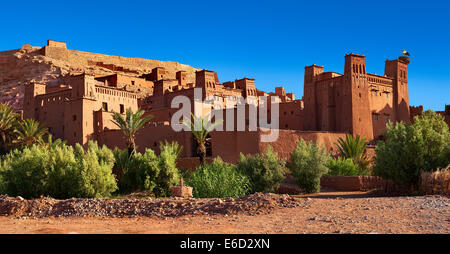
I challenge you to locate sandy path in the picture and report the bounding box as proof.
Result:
[1,193,448,234]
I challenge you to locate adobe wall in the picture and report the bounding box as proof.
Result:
[210,130,260,163]
[367,75,395,138]
[67,49,200,83]
[209,130,347,164]
[258,130,347,160]
[320,176,386,191]
[177,157,214,171]
[100,124,194,157]
[41,45,69,61]
[279,101,303,130]
[34,89,71,139]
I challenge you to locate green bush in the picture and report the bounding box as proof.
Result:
[325,157,359,176]
[374,110,450,187]
[335,134,370,174]
[0,141,117,199]
[114,141,182,197]
[187,157,250,198]
[114,148,159,194]
[154,141,182,197]
[237,146,286,193]
[287,139,330,193]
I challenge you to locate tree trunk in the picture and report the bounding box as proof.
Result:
[198,142,206,166]
[128,139,135,157]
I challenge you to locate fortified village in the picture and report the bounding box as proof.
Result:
[1,40,449,165]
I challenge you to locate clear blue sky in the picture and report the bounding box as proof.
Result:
[1,0,449,110]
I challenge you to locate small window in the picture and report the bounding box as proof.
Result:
[102,102,108,111]
[131,81,135,86]
[73,114,77,121]
[120,104,124,114]
[385,93,389,99]
[385,115,390,123]
[373,114,379,121]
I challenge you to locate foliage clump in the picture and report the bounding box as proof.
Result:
[186,157,250,198]
[287,139,330,193]
[335,134,370,175]
[237,146,286,193]
[325,157,359,176]
[0,141,117,199]
[374,110,450,187]
[114,141,183,197]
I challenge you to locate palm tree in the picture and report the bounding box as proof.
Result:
[111,108,153,155]
[0,103,19,154]
[38,134,66,149]
[335,134,370,174]
[183,113,222,165]
[14,119,48,148]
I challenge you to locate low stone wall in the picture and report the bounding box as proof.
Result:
[176,157,213,171]
[278,175,387,194]
[321,176,386,191]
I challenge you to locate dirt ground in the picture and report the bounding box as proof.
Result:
[0,191,448,234]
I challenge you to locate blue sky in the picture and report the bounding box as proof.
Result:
[1,0,449,110]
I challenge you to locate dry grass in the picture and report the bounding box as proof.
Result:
[420,165,450,195]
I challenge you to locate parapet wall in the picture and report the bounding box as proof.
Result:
[258,130,347,160]
[320,176,386,191]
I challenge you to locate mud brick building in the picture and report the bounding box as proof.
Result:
[18,40,416,163]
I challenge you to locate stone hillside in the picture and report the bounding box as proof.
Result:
[0,41,200,110]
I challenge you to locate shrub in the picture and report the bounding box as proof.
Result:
[73,142,118,198]
[153,141,182,197]
[187,157,250,198]
[114,148,159,194]
[325,157,359,176]
[287,139,330,193]
[237,146,286,193]
[374,110,450,187]
[0,141,117,199]
[335,134,370,174]
[114,141,182,197]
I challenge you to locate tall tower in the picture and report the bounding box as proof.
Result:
[385,57,410,123]
[235,78,256,98]
[303,64,323,130]
[340,53,373,140]
[195,70,218,98]
[65,74,97,146]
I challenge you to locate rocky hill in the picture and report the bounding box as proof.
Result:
[0,40,200,110]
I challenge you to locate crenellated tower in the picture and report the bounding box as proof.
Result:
[303,64,324,130]
[341,53,373,140]
[385,57,410,123]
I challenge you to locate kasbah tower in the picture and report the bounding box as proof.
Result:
[0,40,420,164]
[303,53,410,141]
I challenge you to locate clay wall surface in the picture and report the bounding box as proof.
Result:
[258,130,347,160]
[67,49,200,83]
[279,101,304,130]
[101,124,193,157]
[34,89,72,139]
[320,176,386,191]
[367,74,395,138]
